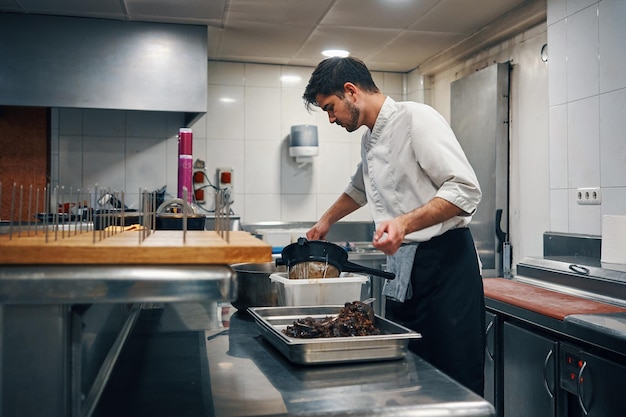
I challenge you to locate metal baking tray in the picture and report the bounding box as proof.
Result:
[249,305,421,365]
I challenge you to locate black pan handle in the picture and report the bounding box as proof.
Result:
[342,261,396,280]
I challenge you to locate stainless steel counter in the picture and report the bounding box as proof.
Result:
[96,306,495,417]
[485,257,626,360]
[564,312,626,356]
[0,264,235,417]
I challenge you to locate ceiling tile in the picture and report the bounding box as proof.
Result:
[410,0,529,33]
[126,0,227,20]
[226,0,333,25]
[295,26,401,61]
[366,30,468,72]
[215,21,313,63]
[322,0,440,30]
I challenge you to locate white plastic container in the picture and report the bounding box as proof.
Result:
[269,272,369,306]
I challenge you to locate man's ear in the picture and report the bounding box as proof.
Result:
[343,82,358,98]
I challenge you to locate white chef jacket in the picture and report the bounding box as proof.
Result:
[344,97,482,243]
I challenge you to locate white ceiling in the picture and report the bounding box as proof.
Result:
[0,0,545,72]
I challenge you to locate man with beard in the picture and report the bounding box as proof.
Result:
[302,56,486,396]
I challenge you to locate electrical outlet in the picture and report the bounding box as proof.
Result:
[576,187,602,205]
[216,167,233,191]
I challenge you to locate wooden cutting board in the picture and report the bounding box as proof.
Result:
[483,278,626,320]
[0,229,272,265]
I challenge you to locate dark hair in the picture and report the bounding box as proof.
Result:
[302,56,380,111]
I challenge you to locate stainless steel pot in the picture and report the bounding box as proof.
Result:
[231,262,286,310]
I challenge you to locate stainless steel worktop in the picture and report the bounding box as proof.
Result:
[94,305,494,417]
[564,312,626,355]
[0,264,234,304]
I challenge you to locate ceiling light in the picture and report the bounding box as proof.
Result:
[322,49,350,58]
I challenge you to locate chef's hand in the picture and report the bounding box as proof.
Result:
[372,219,405,255]
[306,221,330,241]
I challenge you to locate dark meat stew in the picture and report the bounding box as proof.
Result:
[282,301,381,338]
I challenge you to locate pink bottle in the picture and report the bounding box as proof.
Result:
[177,128,193,203]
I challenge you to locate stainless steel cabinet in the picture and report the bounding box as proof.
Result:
[561,343,626,416]
[503,322,557,417]
[0,303,139,417]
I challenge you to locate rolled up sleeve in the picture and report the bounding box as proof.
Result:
[344,162,368,207]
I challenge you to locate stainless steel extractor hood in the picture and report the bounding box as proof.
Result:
[0,13,207,125]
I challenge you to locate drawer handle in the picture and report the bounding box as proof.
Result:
[576,360,589,416]
[542,348,554,398]
[485,320,495,361]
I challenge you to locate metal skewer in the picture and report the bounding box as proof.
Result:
[74,188,80,236]
[93,185,98,244]
[149,191,155,236]
[44,185,50,243]
[54,186,59,241]
[35,187,40,236]
[9,183,16,240]
[68,186,73,237]
[120,191,124,234]
[27,185,33,237]
[86,187,91,235]
[139,188,143,244]
[150,191,158,233]
[18,185,23,238]
[61,186,66,239]
[225,188,231,243]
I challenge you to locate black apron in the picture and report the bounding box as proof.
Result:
[385,227,486,396]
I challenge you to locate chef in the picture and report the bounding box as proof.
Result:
[303,56,485,396]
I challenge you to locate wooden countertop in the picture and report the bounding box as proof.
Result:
[483,278,626,320]
[0,230,272,265]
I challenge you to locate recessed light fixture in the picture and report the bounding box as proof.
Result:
[219,97,236,103]
[322,49,350,58]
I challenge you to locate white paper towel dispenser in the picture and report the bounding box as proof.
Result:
[289,125,318,164]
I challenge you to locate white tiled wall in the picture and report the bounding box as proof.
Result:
[416,24,551,264]
[51,108,185,208]
[51,62,413,224]
[547,0,626,235]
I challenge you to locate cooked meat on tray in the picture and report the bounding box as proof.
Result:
[282,301,380,338]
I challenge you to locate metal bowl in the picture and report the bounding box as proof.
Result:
[231,262,286,311]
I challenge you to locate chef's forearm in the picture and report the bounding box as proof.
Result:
[320,193,361,225]
[398,197,465,235]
